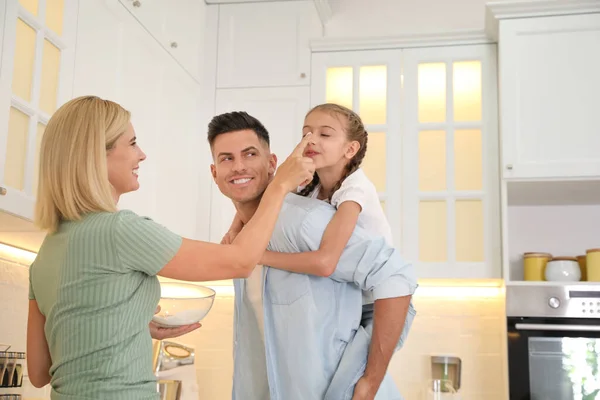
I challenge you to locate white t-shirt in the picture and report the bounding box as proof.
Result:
[245,265,270,398]
[247,265,266,337]
[309,168,393,245]
[309,168,394,305]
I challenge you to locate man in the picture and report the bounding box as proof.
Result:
[208,111,417,400]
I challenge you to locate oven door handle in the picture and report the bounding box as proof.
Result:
[515,323,600,332]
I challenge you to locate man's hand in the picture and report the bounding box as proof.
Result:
[352,377,377,400]
[149,306,201,340]
[220,230,240,245]
[221,232,232,244]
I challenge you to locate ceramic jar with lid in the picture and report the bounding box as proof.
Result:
[544,256,581,282]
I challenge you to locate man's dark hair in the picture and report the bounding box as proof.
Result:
[207,111,270,147]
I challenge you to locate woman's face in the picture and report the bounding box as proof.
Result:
[106,123,146,199]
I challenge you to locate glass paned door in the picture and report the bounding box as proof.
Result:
[402,44,500,278]
[0,0,75,219]
[311,45,500,279]
[311,49,402,245]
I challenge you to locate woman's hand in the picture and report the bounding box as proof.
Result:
[149,306,201,340]
[271,133,315,192]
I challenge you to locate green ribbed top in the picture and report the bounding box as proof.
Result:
[29,210,183,400]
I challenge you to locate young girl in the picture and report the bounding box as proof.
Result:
[225,103,393,311]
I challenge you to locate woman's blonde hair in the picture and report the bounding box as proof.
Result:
[35,95,131,233]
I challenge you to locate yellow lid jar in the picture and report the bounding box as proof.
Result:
[523,253,552,281]
[586,249,600,282]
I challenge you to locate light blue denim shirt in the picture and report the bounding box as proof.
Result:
[232,194,418,400]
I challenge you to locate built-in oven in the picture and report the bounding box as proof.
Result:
[507,284,600,400]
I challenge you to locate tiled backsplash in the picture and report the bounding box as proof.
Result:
[389,291,508,399]
[178,286,508,400]
[0,254,508,400]
[0,258,49,399]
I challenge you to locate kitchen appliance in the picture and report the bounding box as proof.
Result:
[153,340,195,374]
[157,380,181,400]
[0,344,24,399]
[153,340,198,400]
[431,356,461,392]
[507,284,600,399]
[423,379,460,400]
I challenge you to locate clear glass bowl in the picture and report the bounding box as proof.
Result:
[152,282,216,327]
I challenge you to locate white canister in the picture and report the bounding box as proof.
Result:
[545,257,581,282]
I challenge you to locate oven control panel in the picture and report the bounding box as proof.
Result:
[507,284,600,318]
[578,299,600,315]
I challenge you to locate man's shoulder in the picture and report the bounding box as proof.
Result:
[282,193,335,215]
[269,194,335,249]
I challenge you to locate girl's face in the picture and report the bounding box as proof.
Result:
[302,110,359,170]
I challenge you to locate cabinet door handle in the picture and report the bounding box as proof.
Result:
[506,164,513,170]
[0,187,6,196]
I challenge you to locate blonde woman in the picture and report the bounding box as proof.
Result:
[26,95,314,399]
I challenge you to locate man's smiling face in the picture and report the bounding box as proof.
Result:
[210,129,277,204]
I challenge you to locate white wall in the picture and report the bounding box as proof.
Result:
[325,0,511,37]
[507,205,600,280]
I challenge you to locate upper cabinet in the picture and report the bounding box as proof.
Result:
[216,0,321,88]
[0,0,78,220]
[311,44,501,280]
[118,0,206,83]
[492,10,600,180]
[73,0,206,241]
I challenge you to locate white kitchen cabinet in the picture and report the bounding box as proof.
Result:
[311,44,501,279]
[216,0,321,88]
[206,0,302,3]
[209,86,310,243]
[72,0,208,240]
[498,13,600,180]
[73,0,162,220]
[118,0,206,83]
[153,65,204,240]
[0,0,78,220]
